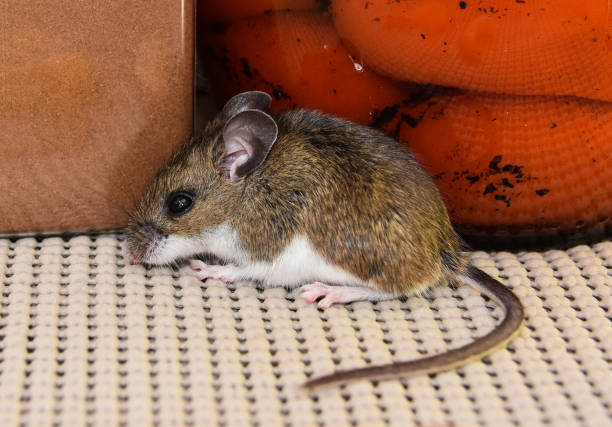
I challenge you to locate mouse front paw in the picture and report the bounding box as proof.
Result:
[189,259,241,283]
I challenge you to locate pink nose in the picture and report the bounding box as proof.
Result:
[126,249,140,264]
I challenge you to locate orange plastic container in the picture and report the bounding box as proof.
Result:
[197,0,611,248]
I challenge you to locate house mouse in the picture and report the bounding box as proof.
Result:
[125,91,524,388]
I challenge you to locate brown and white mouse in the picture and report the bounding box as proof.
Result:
[125,91,524,387]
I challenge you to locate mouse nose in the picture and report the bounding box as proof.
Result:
[127,249,139,264]
[124,233,144,264]
[123,242,141,264]
[124,221,163,264]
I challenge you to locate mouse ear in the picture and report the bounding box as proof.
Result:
[218,109,278,183]
[220,91,272,121]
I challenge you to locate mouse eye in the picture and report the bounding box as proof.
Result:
[166,191,194,217]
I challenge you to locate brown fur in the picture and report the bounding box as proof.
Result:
[127,109,467,296]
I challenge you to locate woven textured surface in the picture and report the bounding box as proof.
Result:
[0,234,610,426]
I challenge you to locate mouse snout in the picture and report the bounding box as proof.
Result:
[126,249,140,265]
[125,221,165,264]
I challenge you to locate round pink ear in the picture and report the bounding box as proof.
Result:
[219,109,278,182]
[220,91,272,121]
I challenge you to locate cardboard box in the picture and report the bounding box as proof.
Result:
[0,1,194,234]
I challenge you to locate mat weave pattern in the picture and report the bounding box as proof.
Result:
[0,234,610,426]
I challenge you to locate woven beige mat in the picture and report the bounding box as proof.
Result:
[0,234,610,426]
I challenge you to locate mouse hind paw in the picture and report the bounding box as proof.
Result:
[300,282,394,310]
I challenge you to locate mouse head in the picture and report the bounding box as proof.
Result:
[125,91,278,265]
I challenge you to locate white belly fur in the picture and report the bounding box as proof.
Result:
[252,235,366,288]
[194,223,367,288]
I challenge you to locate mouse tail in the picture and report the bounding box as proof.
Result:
[303,266,524,388]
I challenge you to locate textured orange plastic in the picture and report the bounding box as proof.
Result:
[201,11,414,124]
[381,90,611,237]
[332,0,612,101]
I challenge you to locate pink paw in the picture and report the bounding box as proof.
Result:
[300,282,340,310]
[189,260,238,283]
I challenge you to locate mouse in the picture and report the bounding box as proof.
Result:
[125,90,524,388]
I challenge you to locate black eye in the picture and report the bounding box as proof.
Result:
[167,192,194,217]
